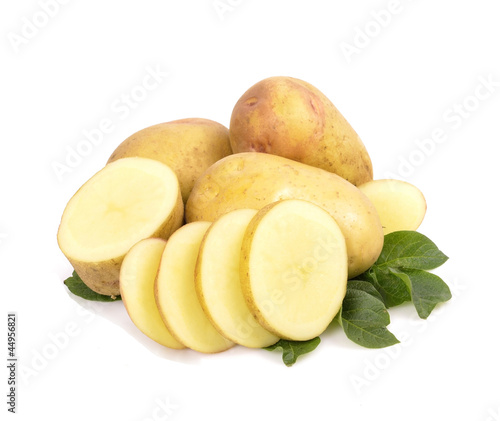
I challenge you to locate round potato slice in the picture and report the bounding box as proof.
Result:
[358,179,427,235]
[240,199,348,341]
[155,222,234,353]
[57,157,184,296]
[195,209,279,348]
[120,238,184,349]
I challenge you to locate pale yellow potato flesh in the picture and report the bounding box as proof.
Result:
[358,179,427,235]
[240,199,348,341]
[155,222,235,353]
[120,238,184,349]
[57,157,184,296]
[195,209,279,348]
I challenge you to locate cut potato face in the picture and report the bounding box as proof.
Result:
[120,238,184,349]
[57,157,184,296]
[155,222,234,353]
[58,157,183,296]
[358,179,427,235]
[240,199,348,341]
[195,209,279,348]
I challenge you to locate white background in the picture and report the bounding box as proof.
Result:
[2,1,500,420]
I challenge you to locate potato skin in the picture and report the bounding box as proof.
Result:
[229,76,373,186]
[186,152,383,278]
[108,118,232,202]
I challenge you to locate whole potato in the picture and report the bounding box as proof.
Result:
[186,152,383,278]
[108,118,232,202]
[229,76,373,186]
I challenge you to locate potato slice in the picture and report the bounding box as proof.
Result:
[195,209,279,348]
[57,157,184,296]
[120,238,184,349]
[240,199,348,341]
[155,222,234,353]
[358,179,427,235]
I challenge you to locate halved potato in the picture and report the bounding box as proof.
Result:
[240,199,348,341]
[155,222,234,353]
[57,157,184,296]
[195,209,279,348]
[358,179,427,235]
[120,238,184,349]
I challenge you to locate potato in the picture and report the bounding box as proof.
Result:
[195,208,279,348]
[107,118,232,202]
[186,152,383,278]
[154,222,235,353]
[239,199,348,341]
[229,76,373,186]
[358,179,427,235]
[57,157,184,296]
[119,238,184,349]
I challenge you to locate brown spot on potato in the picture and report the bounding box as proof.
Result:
[245,97,258,106]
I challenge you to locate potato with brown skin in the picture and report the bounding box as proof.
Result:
[229,76,373,186]
[107,118,232,202]
[186,152,383,278]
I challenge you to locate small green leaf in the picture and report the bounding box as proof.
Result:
[353,231,451,319]
[359,268,411,308]
[391,268,452,319]
[64,271,121,302]
[346,280,385,302]
[340,284,399,348]
[264,337,320,366]
[376,231,449,271]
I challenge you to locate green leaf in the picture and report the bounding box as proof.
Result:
[376,231,449,271]
[359,268,411,308]
[353,231,451,318]
[346,280,385,302]
[339,282,399,348]
[264,337,320,367]
[64,271,121,302]
[391,268,452,319]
